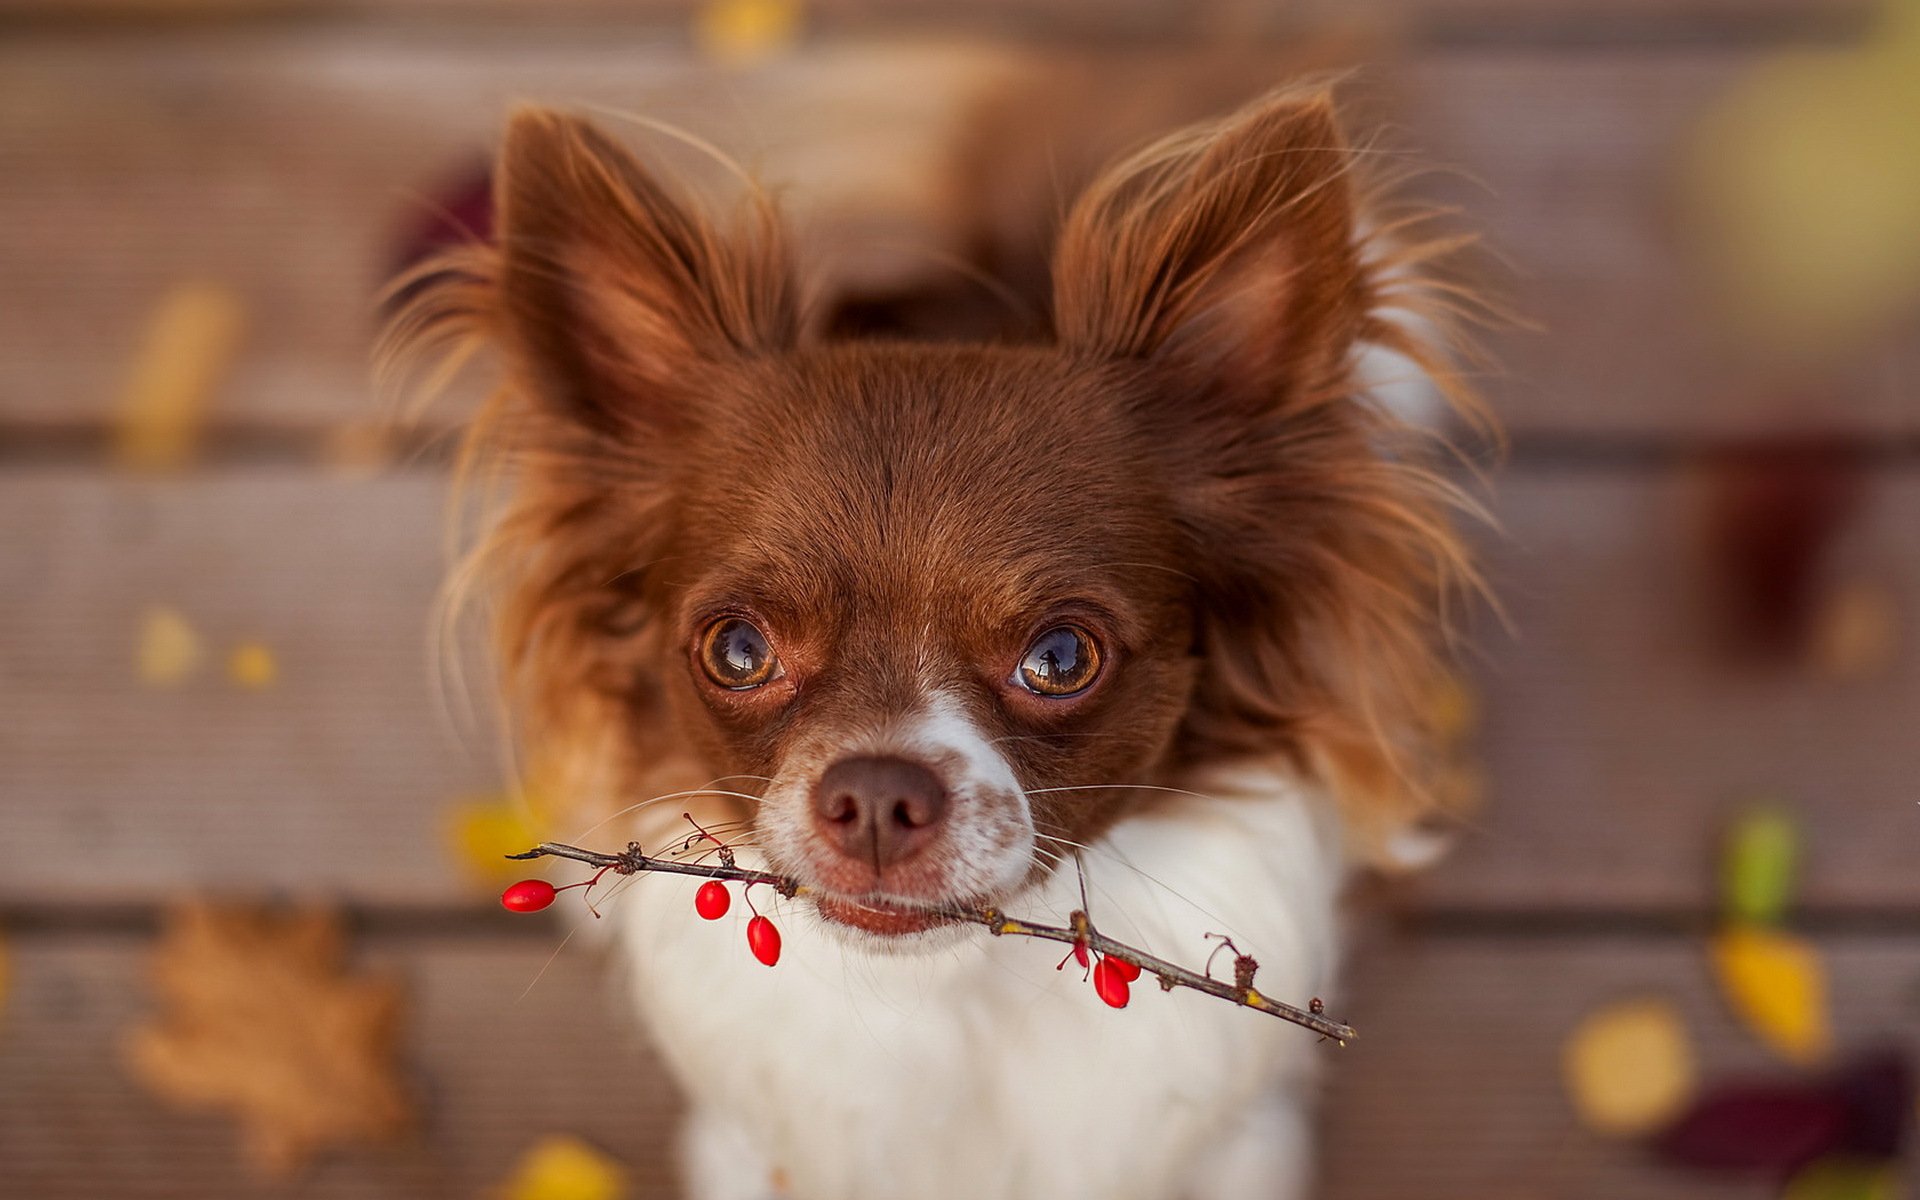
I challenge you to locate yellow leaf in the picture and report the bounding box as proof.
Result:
[1562,997,1697,1135]
[693,0,801,67]
[1711,925,1832,1065]
[1784,1156,1904,1200]
[114,281,246,473]
[1427,672,1479,742]
[498,1136,627,1200]
[446,796,549,886]
[138,606,203,687]
[227,641,278,690]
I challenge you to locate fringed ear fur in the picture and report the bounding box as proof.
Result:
[1052,86,1492,863]
[377,108,800,818]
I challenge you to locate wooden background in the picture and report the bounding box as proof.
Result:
[2,0,1917,1196]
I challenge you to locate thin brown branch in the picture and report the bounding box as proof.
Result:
[506,839,1355,1043]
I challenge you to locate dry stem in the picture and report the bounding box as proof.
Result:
[507,839,1355,1043]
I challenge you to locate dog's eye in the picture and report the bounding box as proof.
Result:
[1015,625,1102,697]
[699,617,781,689]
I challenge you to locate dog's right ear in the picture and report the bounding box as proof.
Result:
[494,108,797,438]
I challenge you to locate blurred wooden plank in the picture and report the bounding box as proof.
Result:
[0,33,1019,430]
[1422,462,1920,912]
[1387,52,1920,441]
[3,33,1915,438]
[1325,930,1920,1199]
[0,933,681,1198]
[4,929,1915,1197]
[0,469,500,906]
[1,464,1915,910]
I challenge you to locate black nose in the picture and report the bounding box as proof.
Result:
[810,756,950,874]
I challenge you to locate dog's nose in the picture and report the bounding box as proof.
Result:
[810,756,949,873]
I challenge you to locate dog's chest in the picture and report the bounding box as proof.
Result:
[615,768,1344,1200]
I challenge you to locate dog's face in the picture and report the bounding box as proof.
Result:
[645,346,1199,933]
[401,91,1471,942]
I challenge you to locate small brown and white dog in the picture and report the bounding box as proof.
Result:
[389,83,1481,1200]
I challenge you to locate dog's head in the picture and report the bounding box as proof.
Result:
[389,89,1480,941]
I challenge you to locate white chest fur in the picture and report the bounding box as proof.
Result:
[613,763,1347,1200]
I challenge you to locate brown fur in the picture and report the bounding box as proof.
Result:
[380,86,1489,876]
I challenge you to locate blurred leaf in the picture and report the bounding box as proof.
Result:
[1427,671,1479,743]
[114,281,245,473]
[227,641,278,690]
[1722,805,1799,926]
[1657,1079,1849,1175]
[1712,925,1832,1065]
[1682,0,1920,351]
[1783,1157,1905,1200]
[498,1135,628,1200]
[694,0,802,67]
[447,795,550,886]
[123,901,411,1176]
[138,606,203,687]
[1562,997,1697,1135]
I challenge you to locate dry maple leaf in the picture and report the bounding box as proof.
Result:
[124,900,413,1175]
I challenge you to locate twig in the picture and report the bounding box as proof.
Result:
[506,838,1355,1043]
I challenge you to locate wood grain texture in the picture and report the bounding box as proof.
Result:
[0,469,500,905]
[4,34,1915,437]
[3,930,1914,1198]
[1423,462,1920,912]
[0,933,682,1199]
[1,464,1914,909]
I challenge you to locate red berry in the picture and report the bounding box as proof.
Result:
[747,915,782,967]
[695,880,731,920]
[1105,954,1142,983]
[500,879,556,913]
[1073,942,1090,970]
[1092,958,1131,1008]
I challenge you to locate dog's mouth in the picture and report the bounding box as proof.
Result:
[811,891,966,937]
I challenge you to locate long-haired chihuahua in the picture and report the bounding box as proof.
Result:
[386,83,1484,1200]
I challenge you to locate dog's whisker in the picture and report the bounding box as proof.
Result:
[1030,829,1234,936]
[571,785,769,844]
[1027,782,1222,804]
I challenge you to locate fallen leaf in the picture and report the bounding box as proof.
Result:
[1783,1156,1904,1200]
[693,0,801,67]
[1681,0,1920,349]
[226,640,278,689]
[1658,1080,1850,1175]
[498,1135,628,1200]
[447,794,550,886]
[138,606,203,686]
[1712,925,1833,1064]
[1562,997,1698,1135]
[1722,805,1799,926]
[114,281,245,472]
[1426,672,1479,742]
[123,901,411,1176]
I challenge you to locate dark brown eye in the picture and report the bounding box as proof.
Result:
[699,618,780,689]
[1015,625,1102,697]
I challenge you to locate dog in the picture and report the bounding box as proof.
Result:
[386,82,1483,1200]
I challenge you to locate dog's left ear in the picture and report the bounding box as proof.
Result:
[1051,89,1365,410]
